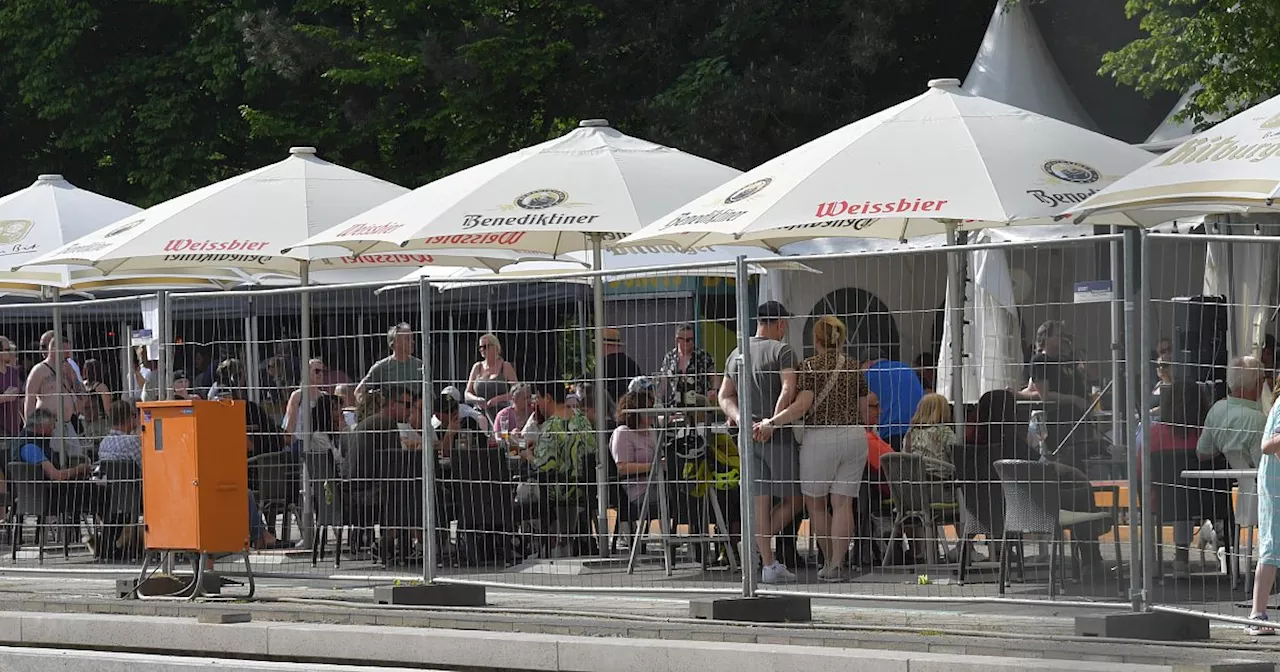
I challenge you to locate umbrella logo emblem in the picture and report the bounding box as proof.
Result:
[1042,160,1100,184]
[104,218,144,238]
[515,189,568,210]
[0,220,34,244]
[724,178,772,204]
[1261,113,1280,130]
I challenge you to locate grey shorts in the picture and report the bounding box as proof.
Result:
[748,439,801,498]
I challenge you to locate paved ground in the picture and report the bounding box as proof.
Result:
[0,566,1276,668]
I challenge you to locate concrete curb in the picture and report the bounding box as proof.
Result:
[0,610,1269,672]
[0,645,431,671]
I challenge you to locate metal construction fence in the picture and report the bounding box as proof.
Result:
[0,229,1275,625]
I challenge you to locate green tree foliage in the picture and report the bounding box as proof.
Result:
[1100,0,1280,130]
[0,0,992,205]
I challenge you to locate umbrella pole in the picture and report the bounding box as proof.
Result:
[591,234,610,558]
[298,261,315,548]
[945,225,967,432]
[50,287,67,462]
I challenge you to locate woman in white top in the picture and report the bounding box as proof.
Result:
[284,358,329,441]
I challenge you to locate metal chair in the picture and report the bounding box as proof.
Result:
[879,452,959,567]
[302,451,345,567]
[992,459,1121,598]
[97,460,143,560]
[248,451,302,544]
[6,462,56,563]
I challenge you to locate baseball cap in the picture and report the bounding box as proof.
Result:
[440,385,465,404]
[628,376,656,395]
[757,301,792,320]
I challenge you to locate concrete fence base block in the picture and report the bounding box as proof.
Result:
[1075,611,1210,641]
[1170,664,1278,672]
[373,583,486,607]
[688,595,812,623]
[197,612,251,625]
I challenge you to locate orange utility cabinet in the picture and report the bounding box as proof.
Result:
[138,400,249,553]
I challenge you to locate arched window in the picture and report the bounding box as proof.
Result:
[802,288,900,361]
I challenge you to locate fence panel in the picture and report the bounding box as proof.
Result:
[743,234,1134,608]
[0,294,145,572]
[427,262,744,594]
[1144,229,1277,627]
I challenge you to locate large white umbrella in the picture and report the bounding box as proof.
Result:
[0,174,246,292]
[284,120,741,258]
[618,78,1157,251]
[619,78,1160,431]
[287,120,741,557]
[21,147,532,276]
[1070,92,1280,223]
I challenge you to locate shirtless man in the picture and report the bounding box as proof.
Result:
[24,330,86,457]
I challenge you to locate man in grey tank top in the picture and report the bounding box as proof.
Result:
[721,301,807,584]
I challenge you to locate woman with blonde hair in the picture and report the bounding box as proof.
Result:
[788,315,869,582]
[466,333,520,421]
[904,393,957,477]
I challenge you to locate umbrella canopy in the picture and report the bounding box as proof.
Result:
[283,119,742,258]
[618,78,1158,251]
[20,147,532,277]
[1071,93,1280,223]
[386,243,816,291]
[0,174,247,292]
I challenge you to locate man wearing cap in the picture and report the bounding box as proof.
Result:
[602,327,643,407]
[720,301,807,584]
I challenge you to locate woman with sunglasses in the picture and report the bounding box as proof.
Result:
[466,333,519,422]
[283,358,329,443]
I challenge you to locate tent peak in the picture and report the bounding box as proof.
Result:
[578,119,610,128]
[289,146,318,156]
[36,174,65,183]
[928,78,962,90]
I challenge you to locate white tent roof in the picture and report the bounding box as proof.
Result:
[962,1,1098,132]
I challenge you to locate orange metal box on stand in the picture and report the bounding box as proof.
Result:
[138,400,249,553]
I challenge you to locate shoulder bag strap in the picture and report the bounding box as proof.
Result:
[811,354,847,411]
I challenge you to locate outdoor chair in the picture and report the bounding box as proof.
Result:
[879,452,960,567]
[6,461,64,563]
[248,451,302,544]
[302,451,345,568]
[96,459,143,561]
[1149,449,1234,582]
[992,459,1122,599]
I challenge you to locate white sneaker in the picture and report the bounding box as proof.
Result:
[1245,613,1275,637]
[819,566,849,583]
[761,563,796,584]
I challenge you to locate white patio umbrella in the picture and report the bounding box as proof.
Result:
[286,120,742,556]
[619,78,1160,424]
[0,174,248,293]
[619,78,1158,251]
[1070,92,1280,223]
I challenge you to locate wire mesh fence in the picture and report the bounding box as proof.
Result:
[8,228,1279,624]
[1142,229,1278,628]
